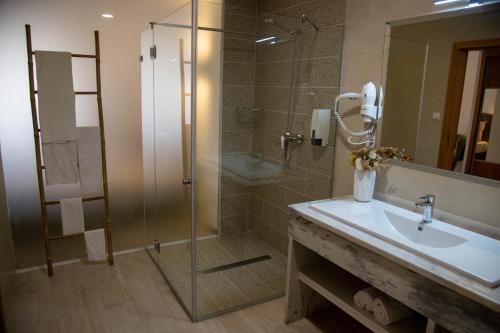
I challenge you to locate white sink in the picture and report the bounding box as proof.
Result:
[384,211,466,248]
[310,199,500,288]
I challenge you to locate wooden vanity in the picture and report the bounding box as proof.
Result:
[285,200,500,333]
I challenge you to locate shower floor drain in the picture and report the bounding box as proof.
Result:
[198,255,272,274]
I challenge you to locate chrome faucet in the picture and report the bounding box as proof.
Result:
[415,194,435,231]
[281,132,304,163]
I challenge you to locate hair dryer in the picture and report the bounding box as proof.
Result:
[333,82,383,145]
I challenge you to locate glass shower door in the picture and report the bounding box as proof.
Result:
[144,1,222,318]
[153,22,194,314]
[141,2,196,317]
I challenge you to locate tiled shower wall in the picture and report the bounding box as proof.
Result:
[220,0,257,235]
[221,0,345,254]
[251,0,345,254]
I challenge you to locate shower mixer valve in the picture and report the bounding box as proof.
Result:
[280,132,304,149]
[281,132,304,164]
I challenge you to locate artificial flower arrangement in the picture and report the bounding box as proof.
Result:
[348,147,412,171]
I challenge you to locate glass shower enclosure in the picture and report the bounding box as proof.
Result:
[141,2,287,318]
[141,0,343,321]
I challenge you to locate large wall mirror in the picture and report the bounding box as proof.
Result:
[381,4,500,183]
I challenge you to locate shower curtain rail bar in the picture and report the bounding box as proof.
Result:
[25,24,114,277]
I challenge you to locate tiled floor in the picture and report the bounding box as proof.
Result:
[154,232,287,318]
[3,250,369,333]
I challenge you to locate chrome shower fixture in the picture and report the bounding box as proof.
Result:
[263,16,298,35]
[301,14,319,31]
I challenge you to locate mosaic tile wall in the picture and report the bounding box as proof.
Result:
[251,0,345,254]
[220,0,257,235]
[220,0,345,255]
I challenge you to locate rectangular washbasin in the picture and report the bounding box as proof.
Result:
[310,199,500,288]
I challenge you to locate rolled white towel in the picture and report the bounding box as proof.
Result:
[354,287,384,311]
[372,295,414,325]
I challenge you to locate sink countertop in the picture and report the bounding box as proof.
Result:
[288,197,500,313]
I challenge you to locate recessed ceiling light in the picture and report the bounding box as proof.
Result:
[101,13,114,18]
[433,0,464,4]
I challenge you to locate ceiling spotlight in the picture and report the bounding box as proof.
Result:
[433,0,483,5]
[101,13,114,18]
[433,0,465,4]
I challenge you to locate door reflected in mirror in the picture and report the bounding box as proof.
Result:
[381,5,500,181]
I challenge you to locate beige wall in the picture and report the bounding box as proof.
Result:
[336,0,500,228]
[380,37,427,158]
[0,0,186,268]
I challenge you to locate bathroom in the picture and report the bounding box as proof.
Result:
[0,0,499,331]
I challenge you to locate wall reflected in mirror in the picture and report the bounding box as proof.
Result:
[380,5,500,181]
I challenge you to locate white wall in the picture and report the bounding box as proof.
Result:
[0,0,187,267]
[337,0,500,227]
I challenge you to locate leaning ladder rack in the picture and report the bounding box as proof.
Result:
[25,24,113,276]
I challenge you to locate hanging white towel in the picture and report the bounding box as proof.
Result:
[84,229,107,261]
[36,51,79,185]
[60,197,85,236]
[372,295,414,325]
[354,287,384,311]
[77,127,103,193]
[35,51,76,143]
[43,142,79,185]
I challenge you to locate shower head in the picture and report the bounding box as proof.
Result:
[301,14,319,31]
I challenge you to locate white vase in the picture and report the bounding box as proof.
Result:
[353,169,376,202]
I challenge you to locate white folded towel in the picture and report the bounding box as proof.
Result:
[60,197,85,236]
[77,127,103,193]
[372,295,414,325]
[43,142,79,185]
[354,287,383,311]
[35,51,76,143]
[84,229,107,261]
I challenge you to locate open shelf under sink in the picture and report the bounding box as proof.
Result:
[298,259,428,333]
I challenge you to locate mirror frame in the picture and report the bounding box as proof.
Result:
[382,2,500,188]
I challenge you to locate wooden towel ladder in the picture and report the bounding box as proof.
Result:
[25,24,113,276]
